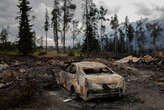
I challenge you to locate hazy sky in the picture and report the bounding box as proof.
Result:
[0,0,164,46]
[95,0,164,22]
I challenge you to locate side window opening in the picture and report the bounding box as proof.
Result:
[66,66,71,72]
[66,65,76,74]
[84,68,100,75]
[83,67,113,75]
[70,66,76,74]
[100,67,113,73]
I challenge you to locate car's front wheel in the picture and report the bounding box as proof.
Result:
[69,86,79,99]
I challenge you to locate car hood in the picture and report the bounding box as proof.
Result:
[84,74,124,84]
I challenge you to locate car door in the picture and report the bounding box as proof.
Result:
[77,68,89,98]
[64,64,78,90]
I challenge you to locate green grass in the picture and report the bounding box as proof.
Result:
[0,49,20,55]
[34,49,83,57]
[0,48,83,57]
[66,49,83,56]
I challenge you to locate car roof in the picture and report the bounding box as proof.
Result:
[72,61,107,69]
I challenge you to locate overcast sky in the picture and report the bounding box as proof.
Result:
[0,0,164,46]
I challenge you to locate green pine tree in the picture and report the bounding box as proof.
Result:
[17,0,35,55]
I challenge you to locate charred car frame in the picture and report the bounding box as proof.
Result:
[56,61,126,101]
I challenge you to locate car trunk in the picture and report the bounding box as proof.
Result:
[85,74,123,84]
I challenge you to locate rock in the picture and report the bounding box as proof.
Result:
[0,82,12,89]
[2,70,19,81]
[48,60,56,65]
[58,62,65,67]
[19,69,26,73]
[15,61,19,66]
[0,83,5,88]
[36,61,42,65]
[0,64,8,71]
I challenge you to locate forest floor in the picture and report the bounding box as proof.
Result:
[0,54,164,110]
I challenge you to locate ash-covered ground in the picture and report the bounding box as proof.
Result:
[0,54,164,110]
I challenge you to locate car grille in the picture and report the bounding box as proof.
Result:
[88,88,122,95]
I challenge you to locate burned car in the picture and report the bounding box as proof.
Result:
[56,61,126,101]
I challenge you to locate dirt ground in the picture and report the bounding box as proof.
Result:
[0,54,164,110]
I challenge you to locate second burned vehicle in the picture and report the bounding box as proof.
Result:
[56,61,126,101]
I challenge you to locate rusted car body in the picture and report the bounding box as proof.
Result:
[56,61,126,101]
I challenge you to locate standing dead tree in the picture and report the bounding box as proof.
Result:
[62,0,76,52]
[44,8,49,53]
[110,14,119,55]
[52,0,61,52]
[146,22,163,50]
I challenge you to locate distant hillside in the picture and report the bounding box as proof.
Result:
[105,18,164,50]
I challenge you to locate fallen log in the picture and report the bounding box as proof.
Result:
[156,78,164,83]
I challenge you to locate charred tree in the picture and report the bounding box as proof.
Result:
[44,8,49,53]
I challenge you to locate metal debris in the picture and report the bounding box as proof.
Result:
[63,98,72,103]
